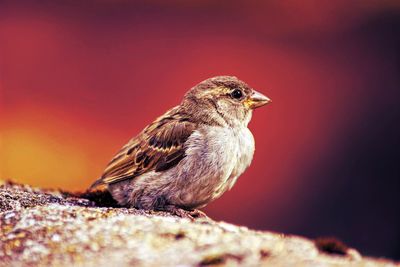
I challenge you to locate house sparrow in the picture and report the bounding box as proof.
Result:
[90,76,271,218]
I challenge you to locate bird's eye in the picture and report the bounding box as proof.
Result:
[231,89,243,99]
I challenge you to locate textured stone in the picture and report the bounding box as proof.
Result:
[0,180,398,267]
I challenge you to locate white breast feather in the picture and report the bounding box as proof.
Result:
[168,125,254,206]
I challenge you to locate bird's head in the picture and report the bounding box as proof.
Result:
[182,76,271,127]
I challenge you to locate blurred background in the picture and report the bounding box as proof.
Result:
[1,0,399,260]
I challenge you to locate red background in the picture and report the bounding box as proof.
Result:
[1,0,399,259]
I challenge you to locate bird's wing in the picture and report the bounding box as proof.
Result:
[89,108,196,189]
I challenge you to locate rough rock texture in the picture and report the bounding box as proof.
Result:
[0,180,398,267]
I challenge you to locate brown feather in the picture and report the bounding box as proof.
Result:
[90,106,195,188]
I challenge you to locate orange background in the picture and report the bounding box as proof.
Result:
[1,0,399,259]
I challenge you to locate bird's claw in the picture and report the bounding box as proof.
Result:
[162,206,209,220]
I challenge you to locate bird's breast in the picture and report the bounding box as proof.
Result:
[171,125,255,208]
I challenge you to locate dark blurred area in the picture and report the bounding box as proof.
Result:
[1,0,399,260]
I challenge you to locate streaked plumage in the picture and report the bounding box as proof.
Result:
[90,76,271,216]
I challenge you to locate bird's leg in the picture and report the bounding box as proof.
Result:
[158,205,208,220]
[187,209,208,219]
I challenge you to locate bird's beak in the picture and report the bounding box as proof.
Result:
[245,90,272,109]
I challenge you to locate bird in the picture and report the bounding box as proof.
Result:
[89,76,271,218]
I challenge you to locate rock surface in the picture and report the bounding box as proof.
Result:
[0,180,398,267]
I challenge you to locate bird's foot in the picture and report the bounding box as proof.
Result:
[187,209,208,219]
[161,205,209,220]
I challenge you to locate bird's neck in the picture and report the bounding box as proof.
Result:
[180,97,252,128]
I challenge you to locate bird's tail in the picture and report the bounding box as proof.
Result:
[88,178,106,191]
